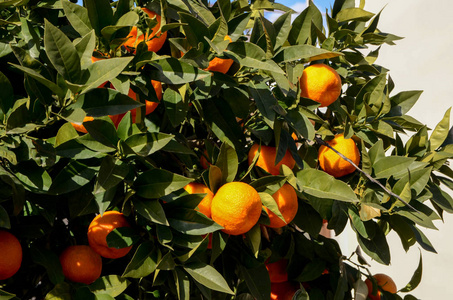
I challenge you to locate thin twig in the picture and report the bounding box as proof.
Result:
[314,135,419,213]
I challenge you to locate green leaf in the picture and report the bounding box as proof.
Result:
[84,118,119,149]
[179,12,211,50]
[357,221,391,265]
[292,200,323,237]
[122,241,159,278]
[81,57,134,94]
[0,205,10,229]
[273,45,342,63]
[125,132,174,156]
[429,107,451,151]
[288,4,322,46]
[225,42,284,74]
[148,58,211,84]
[90,275,129,297]
[389,90,423,115]
[296,168,358,202]
[295,258,326,282]
[133,199,169,226]
[94,156,129,194]
[183,261,234,295]
[400,251,422,292]
[106,227,139,249]
[49,160,100,195]
[260,192,285,224]
[75,31,96,70]
[168,208,223,235]
[134,169,193,199]
[45,284,73,300]
[248,81,278,128]
[15,161,52,193]
[0,71,14,114]
[215,142,238,184]
[75,88,143,116]
[174,268,191,300]
[273,11,292,51]
[409,224,436,253]
[336,8,374,22]
[61,0,92,36]
[163,88,189,127]
[10,64,65,98]
[238,264,271,300]
[85,0,113,37]
[373,156,416,179]
[44,20,81,82]
[30,245,65,285]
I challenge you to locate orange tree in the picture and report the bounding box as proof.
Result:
[0,0,452,299]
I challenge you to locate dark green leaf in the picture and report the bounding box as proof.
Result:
[0,206,10,229]
[125,132,173,156]
[239,264,271,300]
[89,275,129,297]
[183,261,234,295]
[134,169,193,199]
[296,169,358,202]
[163,88,189,127]
[399,251,422,292]
[148,58,211,84]
[373,156,416,179]
[49,160,100,195]
[94,156,129,194]
[44,20,81,82]
[30,245,65,285]
[168,208,223,235]
[357,221,391,265]
[84,118,119,149]
[62,0,92,36]
[274,45,342,63]
[81,57,133,93]
[133,199,169,226]
[0,71,14,114]
[215,142,238,183]
[85,0,113,37]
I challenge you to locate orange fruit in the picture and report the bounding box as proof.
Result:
[210,182,262,236]
[270,281,299,300]
[318,134,360,178]
[365,273,397,300]
[248,144,296,175]
[123,8,167,53]
[0,230,22,280]
[266,259,289,283]
[300,64,342,107]
[205,36,234,74]
[126,80,163,122]
[183,182,214,218]
[264,184,298,228]
[59,245,102,284]
[87,211,133,259]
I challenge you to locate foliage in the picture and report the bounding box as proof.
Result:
[0,0,452,298]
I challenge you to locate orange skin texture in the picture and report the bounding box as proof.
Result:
[318,134,360,178]
[264,184,298,228]
[123,8,167,53]
[183,182,214,218]
[300,64,342,107]
[205,36,234,74]
[210,182,262,235]
[87,211,133,259]
[248,144,296,175]
[59,245,102,285]
[270,281,299,300]
[266,259,289,283]
[365,274,398,300]
[0,230,22,280]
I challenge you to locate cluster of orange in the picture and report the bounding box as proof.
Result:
[59,211,132,284]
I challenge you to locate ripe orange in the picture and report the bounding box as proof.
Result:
[87,211,133,259]
[126,80,163,122]
[318,134,360,178]
[210,182,262,235]
[248,144,296,175]
[266,259,289,283]
[300,64,342,107]
[205,36,234,74]
[123,8,167,53]
[270,281,299,300]
[59,245,102,284]
[183,182,214,218]
[365,273,397,300]
[0,230,22,280]
[264,184,298,228]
